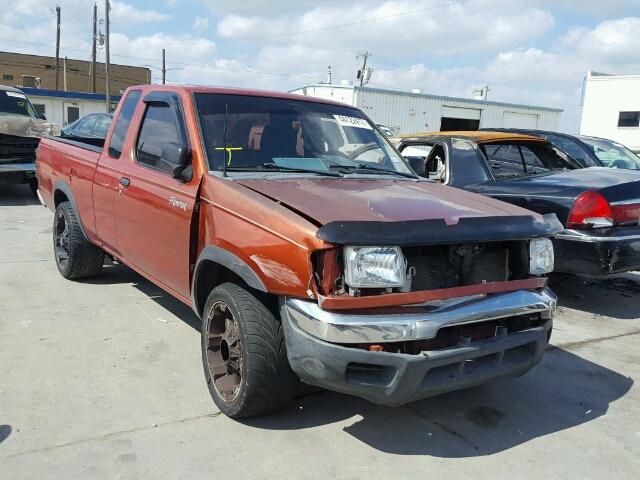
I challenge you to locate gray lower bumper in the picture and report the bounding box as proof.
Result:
[281,289,555,406]
[0,162,36,184]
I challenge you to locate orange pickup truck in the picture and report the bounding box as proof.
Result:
[37,85,561,418]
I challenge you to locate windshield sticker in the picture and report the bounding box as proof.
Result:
[333,114,373,130]
[5,91,27,99]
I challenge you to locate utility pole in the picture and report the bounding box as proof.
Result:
[63,56,67,91]
[105,0,111,110]
[55,6,61,90]
[162,48,166,84]
[357,50,372,87]
[91,2,97,93]
[327,65,332,84]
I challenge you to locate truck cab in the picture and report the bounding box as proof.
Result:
[37,85,560,418]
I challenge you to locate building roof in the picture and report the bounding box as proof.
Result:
[19,87,122,102]
[293,83,564,113]
[392,130,547,143]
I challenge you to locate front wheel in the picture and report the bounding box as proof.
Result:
[201,283,297,418]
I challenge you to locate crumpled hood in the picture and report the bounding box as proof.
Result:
[235,177,539,225]
[0,115,61,138]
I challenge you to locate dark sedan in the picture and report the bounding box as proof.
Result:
[392,131,640,276]
[479,128,640,170]
[61,113,112,140]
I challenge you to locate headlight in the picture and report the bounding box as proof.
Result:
[529,238,554,275]
[344,246,406,288]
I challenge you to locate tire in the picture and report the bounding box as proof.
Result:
[29,178,38,197]
[201,283,297,418]
[53,202,105,279]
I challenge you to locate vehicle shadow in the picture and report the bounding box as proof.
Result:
[0,425,11,444]
[552,272,640,320]
[0,184,39,206]
[80,261,202,331]
[244,347,632,458]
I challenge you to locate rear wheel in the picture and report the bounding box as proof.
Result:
[201,283,297,418]
[53,202,104,279]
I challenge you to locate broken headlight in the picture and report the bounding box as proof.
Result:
[344,246,407,289]
[529,238,554,275]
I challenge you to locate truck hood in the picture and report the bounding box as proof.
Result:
[235,177,539,225]
[0,115,61,138]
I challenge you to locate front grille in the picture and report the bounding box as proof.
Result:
[0,135,39,161]
[406,243,509,292]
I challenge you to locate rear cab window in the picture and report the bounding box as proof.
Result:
[108,90,141,158]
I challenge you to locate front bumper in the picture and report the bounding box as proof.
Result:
[281,288,556,406]
[0,162,36,184]
[554,227,640,275]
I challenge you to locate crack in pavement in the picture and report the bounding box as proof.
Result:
[0,412,222,461]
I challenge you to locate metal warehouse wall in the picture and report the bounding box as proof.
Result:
[354,88,561,135]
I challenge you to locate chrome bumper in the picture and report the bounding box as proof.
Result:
[284,288,557,344]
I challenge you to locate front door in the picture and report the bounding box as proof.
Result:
[114,91,199,299]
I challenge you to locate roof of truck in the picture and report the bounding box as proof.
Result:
[123,84,351,108]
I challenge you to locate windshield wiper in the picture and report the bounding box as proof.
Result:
[225,164,342,177]
[329,163,418,179]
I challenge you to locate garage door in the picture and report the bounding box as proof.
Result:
[503,111,538,129]
[441,106,481,130]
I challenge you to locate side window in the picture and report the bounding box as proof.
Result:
[484,144,526,176]
[108,90,141,158]
[136,104,182,170]
[520,146,546,170]
[94,116,111,138]
[547,135,596,167]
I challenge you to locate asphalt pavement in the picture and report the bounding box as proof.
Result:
[1,184,638,479]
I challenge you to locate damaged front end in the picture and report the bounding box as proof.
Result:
[281,213,560,405]
[0,116,60,187]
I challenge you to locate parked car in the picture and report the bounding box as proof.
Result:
[61,113,112,141]
[1,85,60,194]
[37,86,560,418]
[479,128,640,170]
[392,131,640,276]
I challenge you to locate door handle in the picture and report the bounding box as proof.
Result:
[119,177,130,187]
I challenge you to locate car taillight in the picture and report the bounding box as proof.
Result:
[612,203,640,225]
[567,191,613,229]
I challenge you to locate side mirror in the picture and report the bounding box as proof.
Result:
[39,113,47,120]
[405,156,426,176]
[161,142,192,182]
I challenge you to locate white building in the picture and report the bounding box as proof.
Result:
[291,83,562,135]
[20,87,120,127]
[581,71,640,153]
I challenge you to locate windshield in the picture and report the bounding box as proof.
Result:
[579,137,640,170]
[194,93,412,175]
[0,90,38,118]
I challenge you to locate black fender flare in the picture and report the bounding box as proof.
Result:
[191,245,267,316]
[53,180,90,240]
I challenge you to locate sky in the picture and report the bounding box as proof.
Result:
[1,0,640,132]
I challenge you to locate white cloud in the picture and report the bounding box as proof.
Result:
[193,16,210,32]
[110,1,170,25]
[216,1,555,56]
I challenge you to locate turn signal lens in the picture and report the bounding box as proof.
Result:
[567,191,613,229]
[612,203,640,226]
